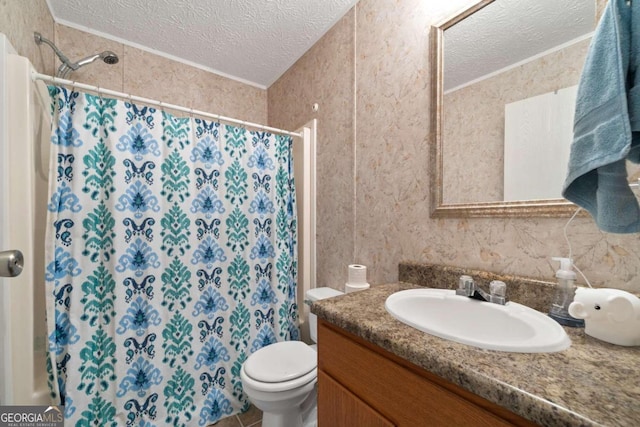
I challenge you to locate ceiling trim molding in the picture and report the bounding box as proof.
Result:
[44,0,358,89]
[45,11,267,89]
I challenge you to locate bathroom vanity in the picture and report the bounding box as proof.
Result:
[313,274,640,426]
[318,319,534,426]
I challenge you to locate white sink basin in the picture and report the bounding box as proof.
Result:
[385,288,570,353]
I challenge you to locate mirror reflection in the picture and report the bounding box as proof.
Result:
[438,0,597,209]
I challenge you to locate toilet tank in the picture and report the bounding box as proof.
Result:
[305,287,343,343]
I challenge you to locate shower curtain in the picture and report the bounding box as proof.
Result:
[44,86,299,426]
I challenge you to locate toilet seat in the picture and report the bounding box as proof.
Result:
[242,341,317,392]
[242,365,317,393]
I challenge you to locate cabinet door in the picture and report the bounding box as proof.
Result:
[318,370,395,427]
[319,321,535,426]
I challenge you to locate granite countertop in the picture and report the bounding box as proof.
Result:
[312,282,640,427]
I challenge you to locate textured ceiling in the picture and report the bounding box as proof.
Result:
[46,0,358,88]
[445,0,595,91]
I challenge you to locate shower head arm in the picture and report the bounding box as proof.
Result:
[34,32,119,78]
[57,53,100,80]
[33,32,75,70]
[74,54,103,68]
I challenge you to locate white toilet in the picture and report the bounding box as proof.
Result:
[240,287,343,427]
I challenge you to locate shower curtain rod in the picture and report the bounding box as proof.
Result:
[31,71,303,138]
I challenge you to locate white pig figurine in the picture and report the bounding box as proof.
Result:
[568,287,640,346]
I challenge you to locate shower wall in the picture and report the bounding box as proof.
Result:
[0,0,267,123]
[52,24,267,123]
[0,0,55,75]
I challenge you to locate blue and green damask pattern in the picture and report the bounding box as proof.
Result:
[45,86,298,426]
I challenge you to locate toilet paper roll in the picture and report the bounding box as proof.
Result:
[345,282,370,294]
[348,264,367,285]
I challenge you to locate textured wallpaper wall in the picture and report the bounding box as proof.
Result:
[0,0,267,124]
[4,0,636,293]
[270,0,640,293]
[268,11,355,290]
[0,0,55,74]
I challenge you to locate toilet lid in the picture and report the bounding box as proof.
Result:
[244,341,317,383]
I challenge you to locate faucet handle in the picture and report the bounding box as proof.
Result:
[489,280,507,305]
[457,275,475,296]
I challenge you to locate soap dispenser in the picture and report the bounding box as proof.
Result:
[548,257,584,327]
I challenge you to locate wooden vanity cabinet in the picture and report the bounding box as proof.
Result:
[317,320,538,427]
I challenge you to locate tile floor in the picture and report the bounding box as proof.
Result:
[208,405,262,427]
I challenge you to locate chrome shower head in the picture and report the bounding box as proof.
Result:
[34,31,120,79]
[101,51,119,65]
[75,51,119,68]
[58,51,119,78]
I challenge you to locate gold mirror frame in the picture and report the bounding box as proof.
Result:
[429,0,580,218]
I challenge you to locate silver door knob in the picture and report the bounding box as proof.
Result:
[0,250,24,277]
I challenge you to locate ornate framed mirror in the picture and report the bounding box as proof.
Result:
[429,0,598,217]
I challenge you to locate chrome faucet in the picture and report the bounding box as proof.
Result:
[455,275,507,305]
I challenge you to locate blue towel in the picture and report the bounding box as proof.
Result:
[562,0,640,233]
